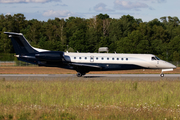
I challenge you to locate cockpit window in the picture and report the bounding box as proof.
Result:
[155,56,160,60]
[152,56,160,60]
[152,57,156,60]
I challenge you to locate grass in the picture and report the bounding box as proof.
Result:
[0,79,180,119]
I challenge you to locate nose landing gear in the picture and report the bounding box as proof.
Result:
[160,73,164,77]
[160,69,174,77]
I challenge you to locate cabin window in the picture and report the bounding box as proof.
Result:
[112,58,114,60]
[117,58,119,60]
[152,57,156,60]
[96,57,98,60]
[85,57,87,59]
[121,58,123,60]
[107,58,109,60]
[74,57,76,59]
[102,57,104,60]
[79,57,81,59]
[126,58,128,60]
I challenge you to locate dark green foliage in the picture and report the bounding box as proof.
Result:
[96,13,109,20]
[0,53,15,61]
[0,13,180,61]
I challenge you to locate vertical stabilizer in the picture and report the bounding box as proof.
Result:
[4,32,38,55]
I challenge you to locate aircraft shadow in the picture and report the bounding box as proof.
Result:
[83,76,106,78]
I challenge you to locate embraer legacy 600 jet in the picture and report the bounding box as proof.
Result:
[4,32,176,77]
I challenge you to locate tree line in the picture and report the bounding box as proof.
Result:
[0,13,180,61]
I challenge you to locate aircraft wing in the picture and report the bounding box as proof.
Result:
[69,63,102,71]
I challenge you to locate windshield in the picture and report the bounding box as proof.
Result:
[155,56,160,60]
[152,56,161,60]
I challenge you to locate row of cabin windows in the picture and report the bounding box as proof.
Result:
[73,57,128,61]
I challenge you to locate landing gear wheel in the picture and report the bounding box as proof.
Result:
[82,73,86,76]
[76,72,82,77]
[160,73,164,77]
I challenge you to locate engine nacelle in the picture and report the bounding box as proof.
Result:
[35,52,63,61]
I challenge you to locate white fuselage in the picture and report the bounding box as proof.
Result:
[63,52,176,69]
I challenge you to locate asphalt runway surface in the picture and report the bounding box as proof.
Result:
[1,74,180,81]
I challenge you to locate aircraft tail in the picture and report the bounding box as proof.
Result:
[4,32,38,55]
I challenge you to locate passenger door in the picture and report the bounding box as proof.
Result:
[90,56,94,62]
[151,57,158,67]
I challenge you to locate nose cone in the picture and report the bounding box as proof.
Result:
[157,60,176,69]
[165,61,176,69]
[171,64,177,69]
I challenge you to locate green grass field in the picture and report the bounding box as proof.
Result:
[0,79,180,119]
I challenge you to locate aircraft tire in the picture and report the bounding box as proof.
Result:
[76,72,82,77]
[160,73,164,77]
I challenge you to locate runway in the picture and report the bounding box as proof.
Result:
[0,74,180,81]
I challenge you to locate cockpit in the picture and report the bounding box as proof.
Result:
[151,56,160,60]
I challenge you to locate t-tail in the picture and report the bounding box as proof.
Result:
[4,32,64,66]
[4,32,38,55]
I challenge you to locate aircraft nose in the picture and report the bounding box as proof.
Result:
[171,64,177,69]
[161,61,177,69]
[167,62,176,69]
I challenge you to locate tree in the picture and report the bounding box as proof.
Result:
[86,26,99,52]
[23,19,42,48]
[119,15,137,37]
[1,13,180,62]
[172,51,180,66]
[169,36,180,57]
[66,17,87,52]
[160,16,167,24]
[96,13,109,20]
[116,37,133,53]
[0,27,12,53]
[13,13,27,32]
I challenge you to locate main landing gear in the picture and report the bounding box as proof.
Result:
[76,72,86,77]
